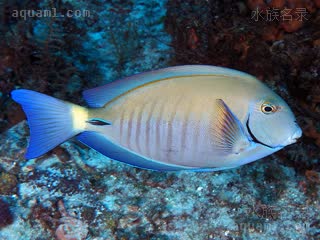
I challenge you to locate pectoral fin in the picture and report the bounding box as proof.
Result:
[212,99,251,155]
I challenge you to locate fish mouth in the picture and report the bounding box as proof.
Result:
[284,127,302,145]
[246,117,274,149]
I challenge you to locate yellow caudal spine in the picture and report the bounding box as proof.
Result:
[70,103,89,131]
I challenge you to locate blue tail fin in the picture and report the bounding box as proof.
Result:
[11,89,83,159]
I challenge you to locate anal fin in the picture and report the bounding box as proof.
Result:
[77,131,188,171]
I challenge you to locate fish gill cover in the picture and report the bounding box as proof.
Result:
[0,0,319,239]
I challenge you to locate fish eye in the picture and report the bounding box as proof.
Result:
[261,103,277,114]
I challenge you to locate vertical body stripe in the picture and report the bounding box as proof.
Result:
[119,108,125,145]
[145,99,157,158]
[166,96,182,162]
[156,99,166,160]
[135,106,144,154]
[192,115,201,160]
[180,101,192,162]
[126,108,135,150]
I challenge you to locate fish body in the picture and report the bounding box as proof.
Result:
[12,65,302,171]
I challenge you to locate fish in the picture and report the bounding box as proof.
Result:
[11,65,302,171]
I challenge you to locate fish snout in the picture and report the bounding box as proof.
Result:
[286,127,303,145]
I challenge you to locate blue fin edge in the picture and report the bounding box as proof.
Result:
[77,131,194,171]
[11,89,76,159]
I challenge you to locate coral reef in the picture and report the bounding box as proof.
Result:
[0,172,18,195]
[0,198,13,229]
[55,200,89,240]
[0,122,319,239]
[0,0,87,132]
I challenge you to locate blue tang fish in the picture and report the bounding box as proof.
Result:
[11,65,302,171]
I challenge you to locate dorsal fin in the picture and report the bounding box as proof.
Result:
[83,65,255,107]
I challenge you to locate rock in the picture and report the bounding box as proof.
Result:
[281,19,304,33]
[0,199,13,229]
[0,172,18,195]
[268,0,286,8]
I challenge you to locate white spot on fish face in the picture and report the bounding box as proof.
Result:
[283,126,302,146]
